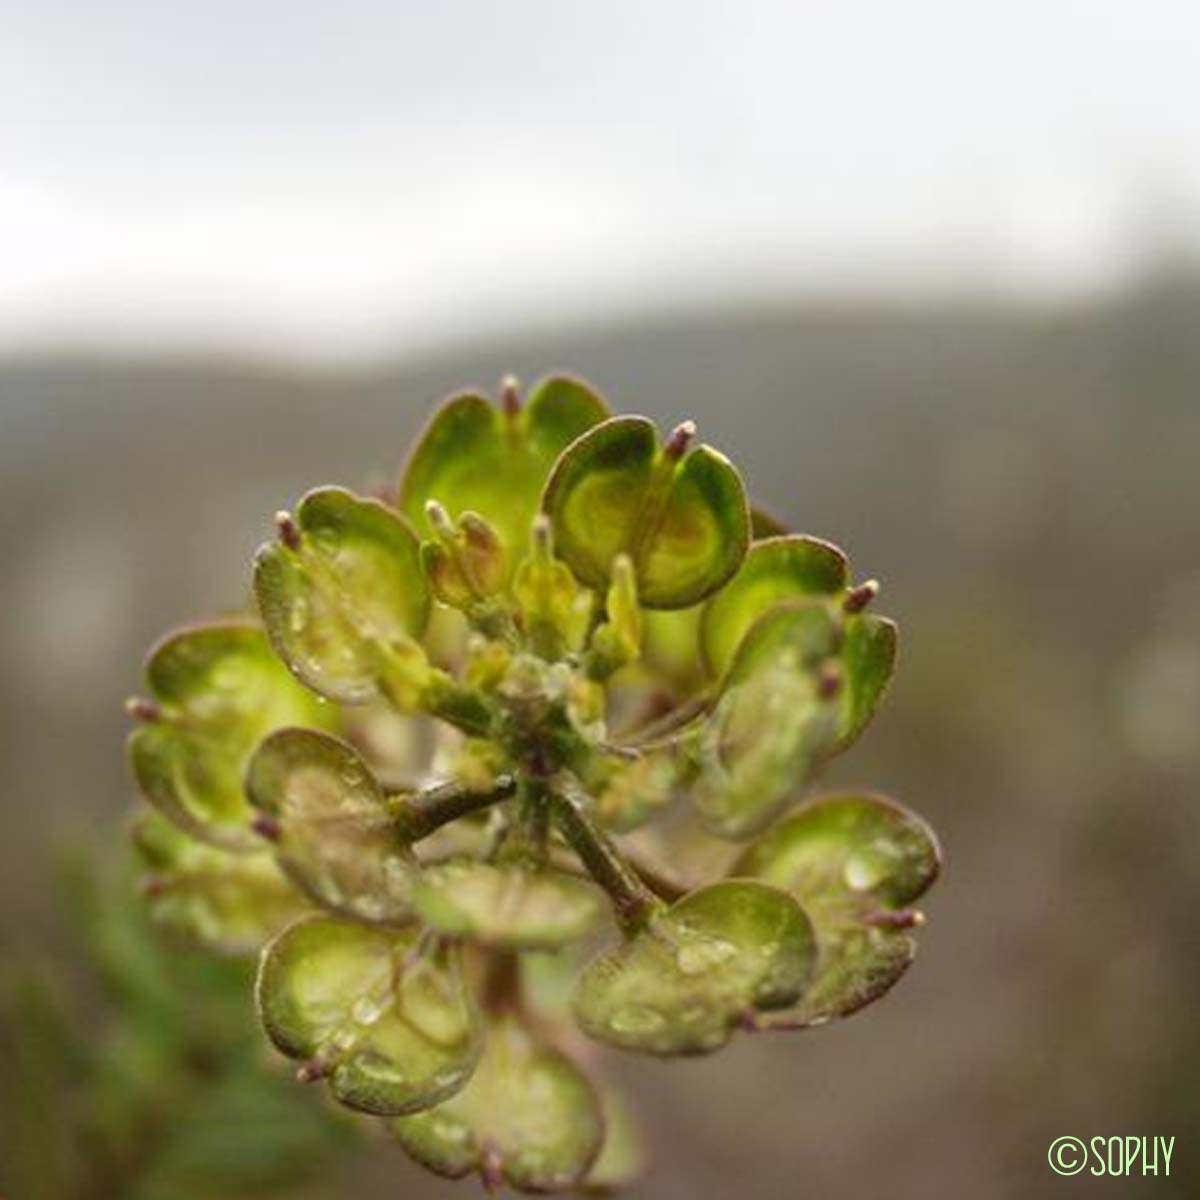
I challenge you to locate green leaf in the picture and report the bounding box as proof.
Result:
[732,793,940,1024]
[399,377,610,573]
[689,601,842,838]
[700,535,849,679]
[572,880,815,1055]
[413,859,605,949]
[127,622,333,851]
[256,916,481,1116]
[254,487,431,705]
[836,614,897,751]
[389,1014,604,1192]
[244,727,418,924]
[132,811,305,955]
[542,416,750,609]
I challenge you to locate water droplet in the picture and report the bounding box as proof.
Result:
[675,937,738,976]
[610,1006,666,1035]
[289,597,309,633]
[432,1116,470,1145]
[211,661,243,690]
[331,1027,359,1053]
[354,894,385,920]
[352,994,387,1026]
[433,1067,468,1092]
[843,842,899,891]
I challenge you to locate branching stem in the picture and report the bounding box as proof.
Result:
[550,777,659,933]
[388,775,517,842]
[617,689,715,746]
[622,846,691,902]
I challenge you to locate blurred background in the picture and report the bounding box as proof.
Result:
[2,2,1198,1197]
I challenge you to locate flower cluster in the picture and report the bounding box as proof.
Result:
[126,375,940,1193]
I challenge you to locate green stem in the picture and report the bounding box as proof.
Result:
[515,776,551,856]
[550,777,659,933]
[618,688,715,745]
[388,775,517,841]
[424,673,494,737]
[479,949,523,1015]
[623,847,690,902]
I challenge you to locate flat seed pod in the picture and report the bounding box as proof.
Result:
[256,915,481,1116]
[244,727,418,924]
[542,416,750,609]
[639,604,706,695]
[690,602,841,839]
[399,377,610,571]
[389,1014,604,1193]
[572,880,815,1056]
[127,622,334,851]
[254,487,431,705]
[700,535,849,679]
[836,614,897,751]
[132,810,305,954]
[413,859,605,949]
[733,793,940,1024]
[592,751,678,833]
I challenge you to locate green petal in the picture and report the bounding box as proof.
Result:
[132,810,305,954]
[256,916,481,1116]
[542,417,750,609]
[399,378,609,573]
[689,601,842,839]
[244,727,418,924]
[700,535,849,679]
[389,1014,604,1192]
[837,614,897,751]
[254,487,431,705]
[413,859,605,949]
[733,793,940,1024]
[128,622,333,851]
[572,880,815,1056]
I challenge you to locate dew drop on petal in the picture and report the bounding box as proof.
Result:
[610,1006,666,1035]
[289,596,309,634]
[675,937,738,976]
[432,1116,471,1146]
[352,994,387,1026]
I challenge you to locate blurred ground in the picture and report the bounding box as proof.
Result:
[1,276,1198,1198]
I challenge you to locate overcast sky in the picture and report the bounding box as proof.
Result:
[5,1,1200,360]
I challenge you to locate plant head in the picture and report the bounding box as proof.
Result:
[125,374,940,1193]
